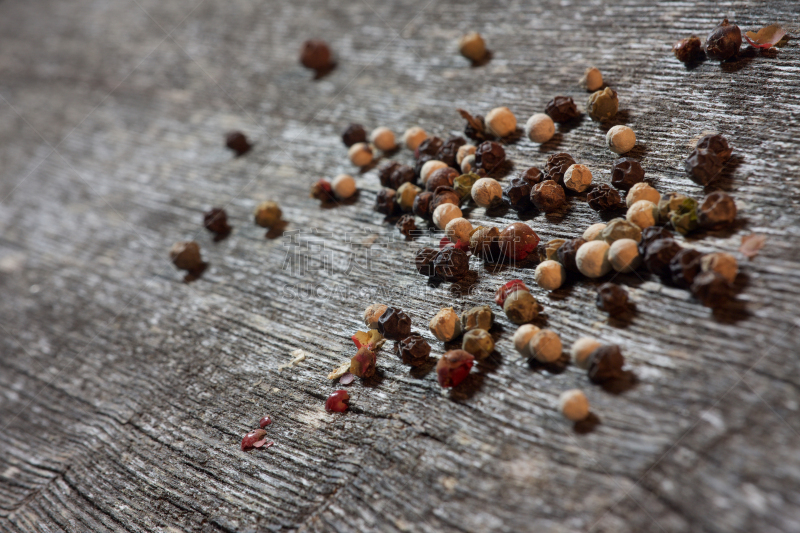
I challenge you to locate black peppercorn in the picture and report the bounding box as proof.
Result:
[587,184,622,212]
[300,40,332,71]
[426,167,459,192]
[587,345,625,384]
[596,283,628,315]
[530,180,567,213]
[544,153,576,185]
[705,19,742,61]
[685,148,723,186]
[378,307,412,341]
[203,208,231,241]
[342,123,367,147]
[696,134,732,162]
[416,136,443,160]
[474,141,506,173]
[545,96,580,123]
[644,238,682,279]
[669,248,705,289]
[415,247,438,276]
[611,158,645,191]
[438,136,467,169]
[398,334,432,366]
[557,237,586,273]
[432,247,470,280]
[375,188,399,216]
[698,191,737,229]
[462,113,488,142]
[378,161,401,187]
[638,226,674,257]
[396,214,417,238]
[673,36,704,63]
[390,164,416,190]
[430,186,461,213]
[225,131,251,156]
[413,191,434,219]
[690,270,735,308]
[504,177,532,212]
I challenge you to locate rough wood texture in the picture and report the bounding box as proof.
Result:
[1,0,799,531]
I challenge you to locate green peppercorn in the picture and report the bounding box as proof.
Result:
[669,197,699,235]
[461,305,493,333]
[586,88,619,122]
[657,192,690,224]
[462,329,494,359]
[503,290,541,324]
[453,172,481,202]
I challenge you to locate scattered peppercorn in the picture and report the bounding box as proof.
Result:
[534,260,566,290]
[596,283,628,315]
[470,226,501,261]
[311,179,335,203]
[587,184,622,212]
[545,96,580,123]
[432,247,470,280]
[426,167,460,192]
[403,127,428,151]
[254,201,283,228]
[576,241,612,278]
[331,174,357,200]
[348,142,373,167]
[370,127,396,151]
[170,241,205,275]
[453,172,481,202]
[339,373,355,386]
[437,350,474,388]
[474,141,506,172]
[396,182,421,212]
[414,155,434,179]
[544,153,576,185]
[690,270,735,308]
[706,19,742,61]
[225,131,251,156]
[342,123,367,147]
[557,237,586,273]
[461,305,493,332]
[701,252,738,284]
[504,290,542,324]
[627,200,658,230]
[673,36,704,63]
[203,208,231,241]
[416,136,444,160]
[486,107,517,138]
[438,136,467,168]
[430,307,462,342]
[571,337,602,369]
[601,218,642,244]
[685,148,722,186]
[669,197,699,235]
[539,238,566,262]
[259,415,273,428]
[529,329,562,363]
[558,389,590,422]
[430,187,461,214]
[456,144,476,167]
[563,164,593,193]
[494,279,530,307]
[626,182,660,207]
[396,214,417,238]
[378,161,400,187]
[586,88,619,122]
[531,180,567,213]
[608,238,641,273]
[350,346,376,378]
[325,390,350,413]
[364,304,388,329]
[669,248,704,288]
[378,307,412,340]
[499,223,540,261]
[696,134,732,162]
[445,217,473,245]
[638,226,674,256]
[581,67,603,92]
[241,429,269,451]
[389,164,416,190]
[611,158,645,191]
[459,32,487,63]
[644,238,682,278]
[432,203,463,230]
[525,113,555,143]
[504,168,543,212]
[412,191,434,219]
[300,39,332,71]
[513,324,540,357]
[583,223,606,241]
[606,125,636,154]
[472,177,503,208]
[657,192,689,224]
[587,345,625,384]
[462,329,494,359]
[375,188,398,216]
[398,334,431,366]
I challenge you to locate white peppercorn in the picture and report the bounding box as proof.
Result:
[525,113,555,143]
[460,154,476,174]
[701,252,738,283]
[370,127,396,151]
[534,260,566,290]
[445,217,473,244]
[331,174,357,200]
[430,307,462,342]
[583,223,607,241]
[456,144,476,166]
[459,32,486,62]
[606,125,636,154]
[471,177,503,208]
[421,160,448,184]
[570,337,602,369]
[485,107,517,138]
[580,66,603,91]
[503,290,541,325]
[563,164,593,193]
[558,389,590,421]
[626,182,661,208]
[402,127,427,151]
[396,182,421,212]
[576,241,611,278]
[364,304,388,329]
[626,200,658,229]
[348,142,373,167]
[433,203,463,230]
[513,324,540,357]
[608,238,641,273]
[529,329,562,363]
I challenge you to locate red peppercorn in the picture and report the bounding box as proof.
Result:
[350,346,376,378]
[259,416,273,428]
[311,179,336,203]
[325,390,350,413]
[499,223,540,261]
[705,19,742,61]
[241,428,268,450]
[436,350,474,388]
[495,280,530,306]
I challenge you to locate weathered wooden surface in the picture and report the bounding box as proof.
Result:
[1,0,800,531]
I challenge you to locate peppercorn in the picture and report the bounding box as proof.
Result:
[445,217,473,245]
[437,349,474,388]
[469,226,501,261]
[608,238,641,273]
[698,191,736,229]
[396,214,417,238]
[378,307,412,341]
[669,198,699,235]
[627,200,658,229]
[531,180,567,213]
[644,238,682,278]
[691,270,734,308]
[225,131,251,156]
[534,260,566,290]
[414,247,438,276]
[403,127,428,151]
[638,226,674,256]
[412,191,434,219]
[429,308,461,342]
[586,88,619,122]
[414,154,434,179]
[525,113,555,143]
[398,334,431,366]
[576,241,611,278]
[461,305,493,333]
[332,174,357,200]
[300,40,332,71]
[342,123,367,147]
[587,345,625,383]
[606,125,636,154]
[170,241,204,273]
[370,127,396,152]
[432,247,470,280]
[254,201,282,228]
[438,136,467,168]
[494,279,530,307]
[513,324,540,357]
[364,304,388,329]
[558,390,590,422]
[557,238,586,273]
[458,32,487,62]
[696,133,732,162]
[462,329,494,359]
[426,167,459,192]
[474,141,506,172]
[571,337,602,369]
[375,188,398,216]
[499,223,540,261]
[626,182,660,207]
[453,172,480,202]
[544,153,576,185]
[673,36,703,63]
[611,158,645,191]
[203,208,231,241]
[596,283,628,315]
[504,290,541,324]
[311,179,336,203]
[416,136,444,160]
[564,164,593,193]
[350,346,376,378]
[545,96,580,123]
[389,164,416,190]
[539,238,566,262]
[529,329,562,363]
[701,252,738,284]
[378,161,400,187]
[580,67,603,92]
[657,192,690,224]
[396,182,421,212]
[430,186,461,214]
[600,218,642,244]
[581,224,604,242]
[259,415,273,428]
[705,19,742,61]
[457,144,476,167]
[348,142,373,167]
[460,154,476,174]
[472,177,503,208]
[486,107,517,138]
[504,168,543,211]
[587,183,622,212]
[669,248,704,288]
[432,203,462,230]
[325,390,349,413]
[685,148,722,186]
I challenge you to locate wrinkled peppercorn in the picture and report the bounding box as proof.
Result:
[596,283,628,315]
[586,88,619,122]
[587,345,625,383]
[669,248,705,288]
[342,123,367,147]
[438,136,467,168]
[638,226,674,256]
[203,208,231,241]
[350,346,376,378]
[398,334,432,366]
[698,191,737,229]
[545,96,580,123]
[433,247,470,280]
[495,279,530,307]
[300,40,332,72]
[430,186,461,213]
[644,238,682,278]
[416,136,444,160]
[396,214,417,238]
[557,237,586,273]
[499,223,540,261]
[706,19,742,61]
[587,184,622,212]
[378,161,401,187]
[691,270,735,308]
[311,179,336,203]
[375,188,398,216]
[673,36,704,63]
[469,226,501,262]
[685,148,723,186]
[463,113,487,142]
[670,198,699,235]
[544,153,576,185]
[474,141,506,172]
[390,164,416,190]
[225,131,251,156]
[697,134,732,162]
[378,307,412,341]
[412,191,434,219]
[414,247,438,276]
[437,349,474,388]
[504,177,533,212]
[530,180,567,213]
[426,167,459,192]
[611,158,645,191]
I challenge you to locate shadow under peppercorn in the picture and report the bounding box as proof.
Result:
[527,351,570,375]
[704,154,743,192]
[574,412,602,434]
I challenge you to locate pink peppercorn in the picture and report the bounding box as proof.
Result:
[437,350,474,388]
[259,416,272,428]
[241,429,268,451]
[494,279,530,307]
[325,390,350,413]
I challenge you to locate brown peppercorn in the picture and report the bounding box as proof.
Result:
[390,164,416,190]
[544,153,576,185]
[469,226,501,262]
[698,191,737,229]
[696,134,732,162]
[587,345,625,384]
[378,161,401,187]
[644,238,682,278]
[438,136,467,168]
[669,248,705,288]
[426,167,459,192]
[474,141,506,172]
[300,39,332,71]
[430,186,461,213]
[530,180,567,213]
[587,184,622,212]
[225,131,251,156]
[375,188,399,216]
[545,96,580,123]
[170,241,204,273]
[311,179,336,203]
[378,307,412,341]
[203,208,231,241]
[396,214,417,238]
[705,19,742,61]
[398,334,432,366]
[504,167,544,212]
[596,283,628,315]
[611,158,645,191]
[673,36,704,63]
[638,226,674,256]
[412,191,434,219]
[685,148,723,186]
[342,123,367,147]
[414,247,438,276]
[416,136,444,160]
[463,113,488,142]
[557,237,586,273]
[690,270,735,308]
[432,247,470,280]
